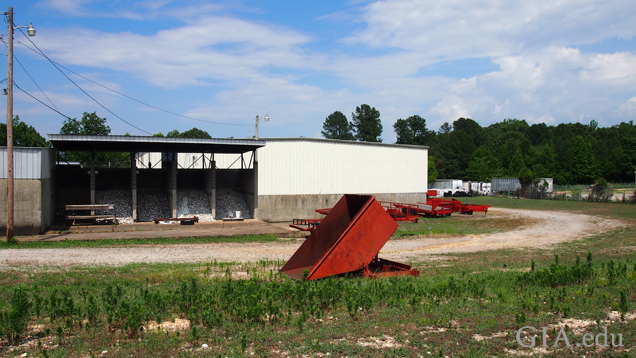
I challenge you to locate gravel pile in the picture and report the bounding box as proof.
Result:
[177,190,215,222]
[87,189,249,223]
[96,190,133,224]
[216,189,252,219]
[138,193,170,222]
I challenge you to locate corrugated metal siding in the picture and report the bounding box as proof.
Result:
[40,148,54,179]
[491,177,521,192]
[257,140,427,195]
[135,152,164,168]
[0,147,55,179]
[133,152,253,169]
[214,153,253,169]
[429,179,463,190]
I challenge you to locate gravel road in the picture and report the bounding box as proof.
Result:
[0,208,624,268]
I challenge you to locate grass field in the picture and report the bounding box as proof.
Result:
[0,198,634,357]
[0,234,280,250]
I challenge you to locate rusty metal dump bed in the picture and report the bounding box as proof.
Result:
[280,194,418,280]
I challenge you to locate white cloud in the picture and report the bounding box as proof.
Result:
[419,47,636,128]
[582,52,636,85]
[36,0,93,16]
[34,16,314,88]
[618,97,636,116]
[348,0,636,60]
[17,1,636,139]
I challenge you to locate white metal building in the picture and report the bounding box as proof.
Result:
[254,138,428,221]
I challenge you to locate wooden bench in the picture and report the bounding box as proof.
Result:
[66,204,117,232]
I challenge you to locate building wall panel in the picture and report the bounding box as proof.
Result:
[0,147,55,179]
[257,139,428,196]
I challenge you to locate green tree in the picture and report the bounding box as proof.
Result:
[394,115,434,145]
[322,111,354,140]
[0,116,49,147]
[466,146,502,182]
[351,104,382,142]
[59,112,129,167]
[60,112,110,135]
[166,130,181,138]
[428,156,438,183]
[570,135,597,183]
[508,147,526,177]
[439,122,452,134]
[162,128,212,139]
[180,128,212,139]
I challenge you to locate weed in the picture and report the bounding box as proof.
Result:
[619,290,629,322]
[1,284,31,344]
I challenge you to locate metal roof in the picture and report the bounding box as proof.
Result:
[263,137,428,150]
[48,134,265,153]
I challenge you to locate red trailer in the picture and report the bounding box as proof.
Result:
[379,201,420,222]
[459,204,490,215]
[289,218,322,232]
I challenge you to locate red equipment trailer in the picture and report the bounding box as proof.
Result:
[411,200,454,217]
[289,218,322,232]
[379,201,419,222]
[280,195,419,280]
[459,204,490,215]
[426,198,489,215]
[315,208,332,215]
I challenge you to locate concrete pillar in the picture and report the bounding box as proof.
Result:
[90,151,95,214]
[131,152,137,222]
[252,156,259,219]
[204,160,216,219]
[167,152,177,218]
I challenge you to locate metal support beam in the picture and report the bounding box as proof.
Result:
[205,160,216,219]
[131,151,137,222]
[168,152,177,218]
[253,154,259,218]
[90,151,96,214]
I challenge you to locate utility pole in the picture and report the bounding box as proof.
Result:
[6,7,15,240]
[5,7,35,240]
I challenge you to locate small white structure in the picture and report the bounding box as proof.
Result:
[537,178,554,193]
[468,181,492,195]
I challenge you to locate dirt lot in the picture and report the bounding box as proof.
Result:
[0,208,624,268]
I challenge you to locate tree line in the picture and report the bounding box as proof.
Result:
[4,110,635,185]
[2,112,215,168]
[322,105,636,185]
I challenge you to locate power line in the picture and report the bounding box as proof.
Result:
[0,35,60,112]
[13,39,253,127]
[15,26,152,135]
[13,81,72,120]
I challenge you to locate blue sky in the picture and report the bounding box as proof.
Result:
[1,0,635,142]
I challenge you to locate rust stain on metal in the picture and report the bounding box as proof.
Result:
[280,194,419,280]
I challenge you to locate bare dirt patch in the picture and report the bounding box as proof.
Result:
[380,207,625,263]
[0,208,624,268]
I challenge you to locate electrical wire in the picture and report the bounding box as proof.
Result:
[13,37,252,127]
[15,25,152,135]
[0,36,60,112]
[13,82,72,120]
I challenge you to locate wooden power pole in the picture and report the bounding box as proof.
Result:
[6,7,15,240]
